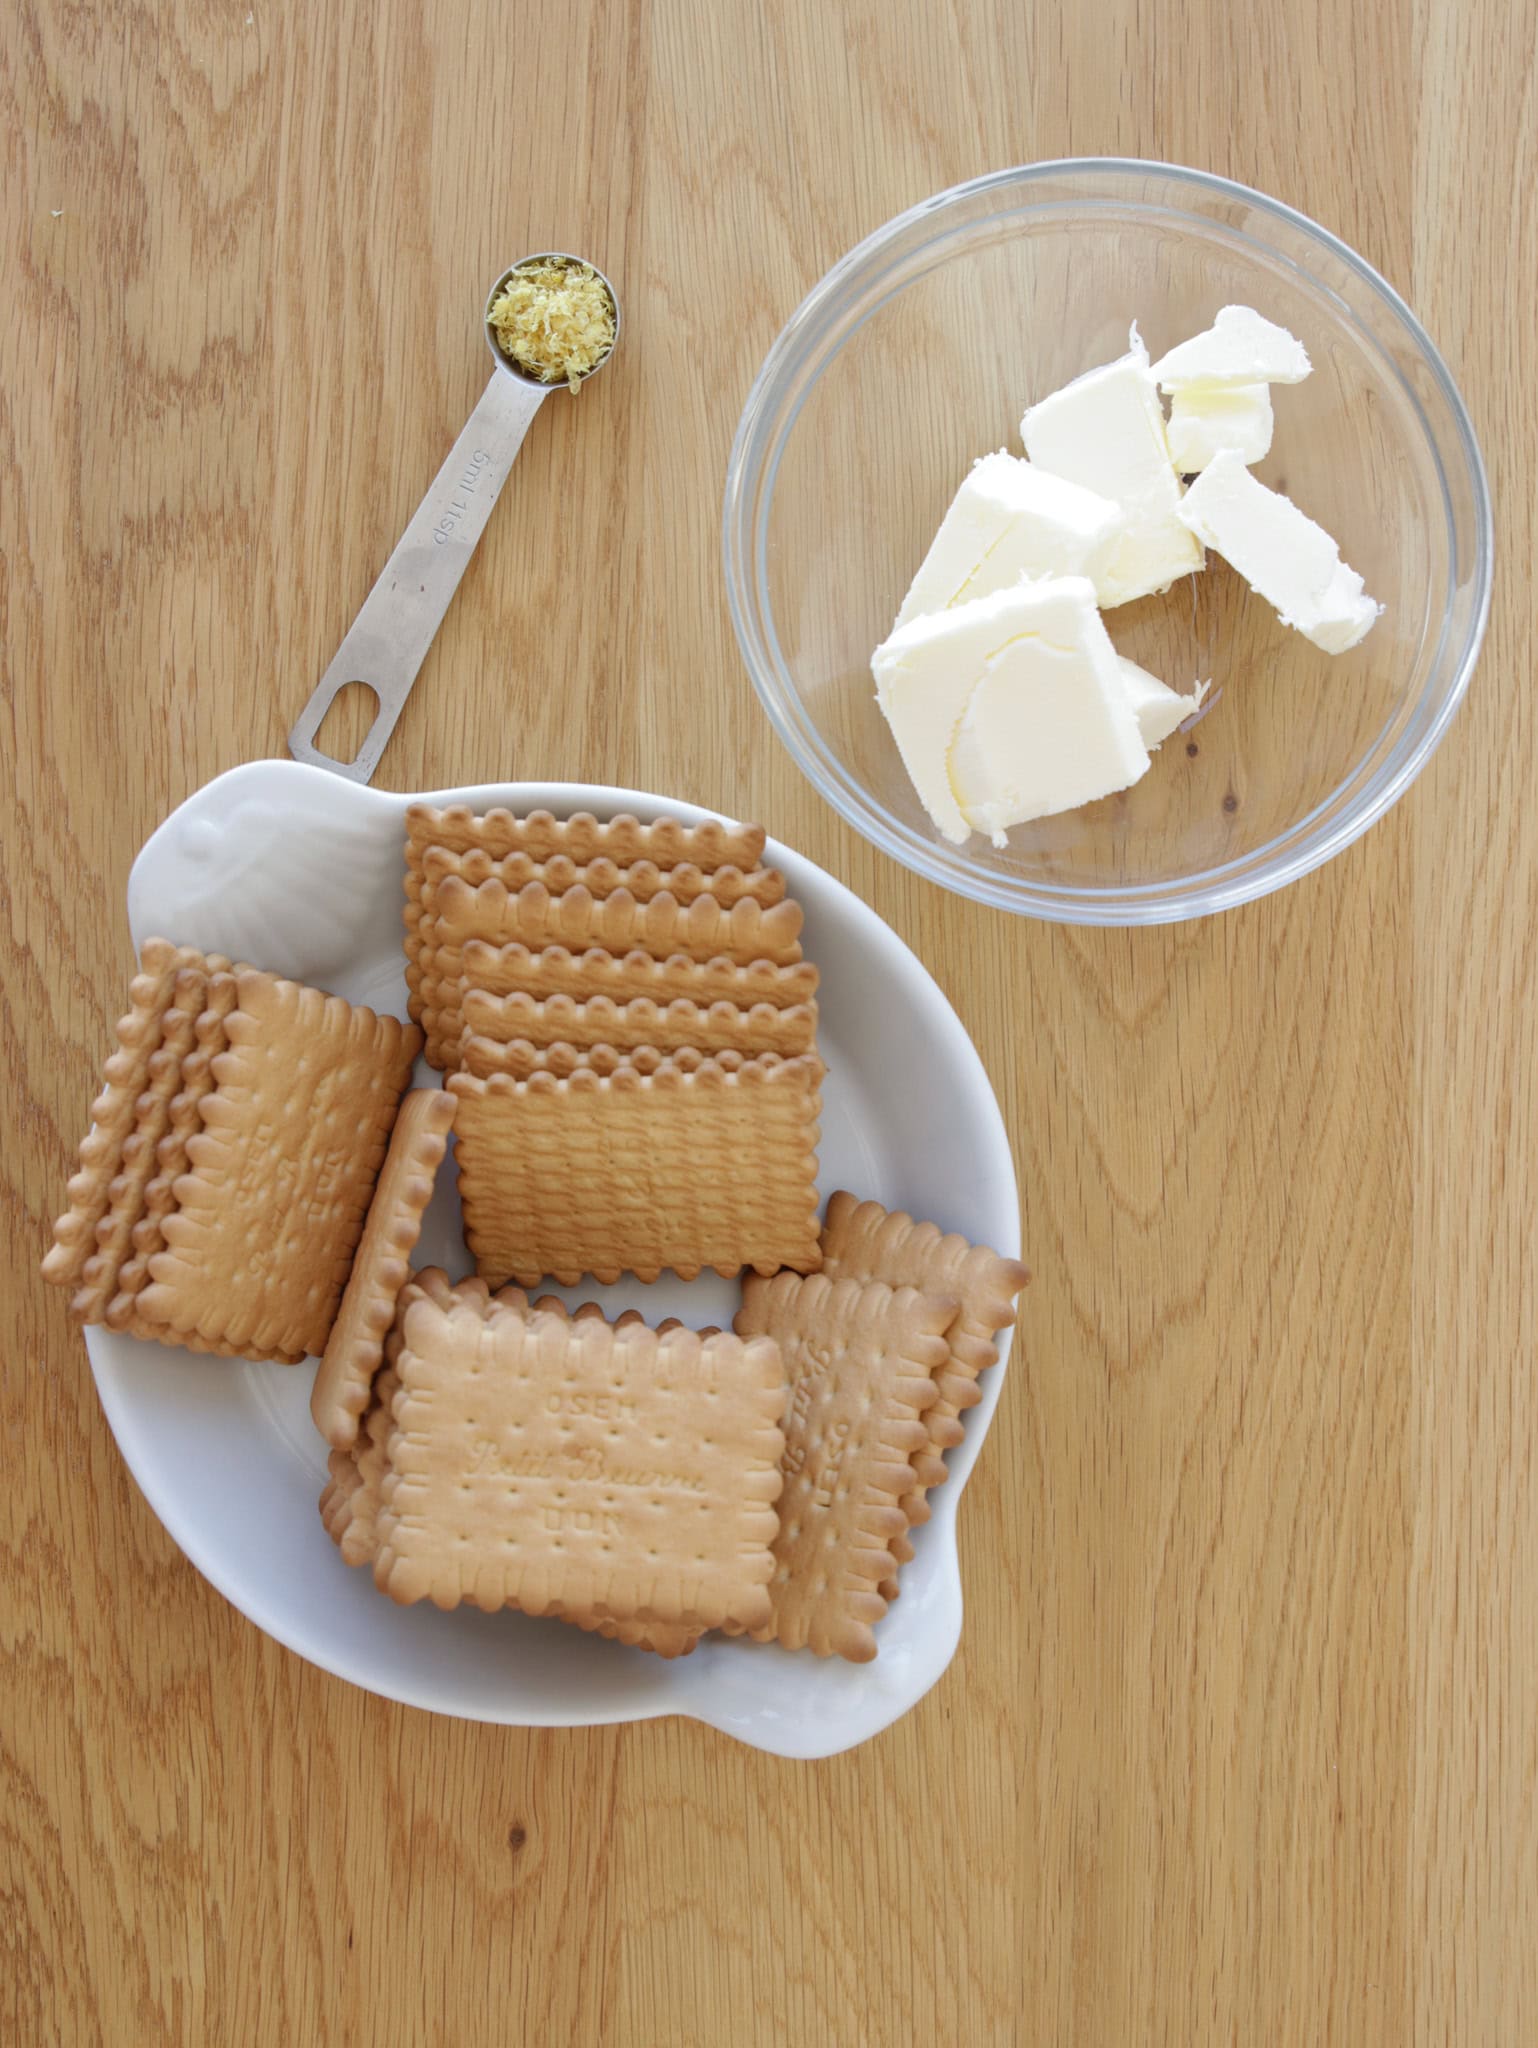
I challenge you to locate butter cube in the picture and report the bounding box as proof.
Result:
[873,577,1151,846]
[1021,328,1204,606]
[895,451,1123,625]
[1152,305,1312,389]
[1116,657,1208,748]
[1167,384,1274,473]
[1176,450,1380,654]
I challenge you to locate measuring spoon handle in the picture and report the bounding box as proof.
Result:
[289,369,549,784]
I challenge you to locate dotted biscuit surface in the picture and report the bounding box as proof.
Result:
[372,1294,785,1629]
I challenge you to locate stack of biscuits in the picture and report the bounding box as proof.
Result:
[44,806,1029,1664]
[403,804,825,1286]
[42,943,419,1362]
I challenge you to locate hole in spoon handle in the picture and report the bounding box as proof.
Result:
[288,369,550,784]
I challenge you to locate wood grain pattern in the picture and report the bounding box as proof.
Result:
[4,0,1535,2041]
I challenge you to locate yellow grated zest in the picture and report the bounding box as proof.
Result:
[489,258,616,394]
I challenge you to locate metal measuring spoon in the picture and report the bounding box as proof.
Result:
[288,253,620,783]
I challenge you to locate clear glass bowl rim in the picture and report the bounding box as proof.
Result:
[722,157,1494,924]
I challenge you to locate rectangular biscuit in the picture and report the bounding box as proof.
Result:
[135,971,421,1361]
[373,1279,705,1655]
[819,1192,1029,1561]
[460,940,819,1011]
[405,805,774,1026]
[418,876,803,1072]
[456,1036,813,1083]
[460,986,818,1060]
[567,1612,706,1658]
[321,1304,416,1564]
[407,803,767,870]
[436,876,804,964]
[310,1089,457,1450]
[320,1365,401,1567]
[319,1445,365,1550]
[733,1273,954,1660]
[448,1049,824,1288]
[323,1276,713,1652]
[115,1322,278,1361]
[456,1036,633,1083]
[372,1293,785,1630]
[69,967,207,1324]
[421,843,786,910]
[106,972,241,1328]
[43,939,230,1299]
[326,1270,529,1566]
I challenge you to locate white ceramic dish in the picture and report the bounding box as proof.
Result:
[85,760,1021,1759]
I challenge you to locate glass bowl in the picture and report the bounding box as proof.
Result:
[723,161,1492,923]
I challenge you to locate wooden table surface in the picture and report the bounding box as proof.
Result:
[6,2,1535,2041]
